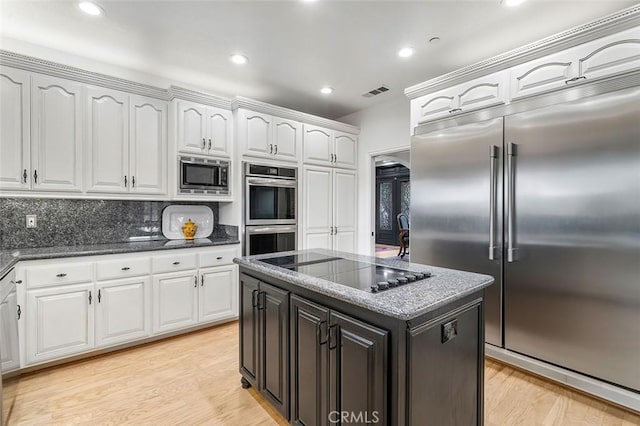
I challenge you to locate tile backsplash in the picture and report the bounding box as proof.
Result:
[0,198,222,250]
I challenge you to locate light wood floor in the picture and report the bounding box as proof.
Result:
[6,321,640,425]
[375,244,402,259]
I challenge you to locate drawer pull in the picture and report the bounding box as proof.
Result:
[121,267,131,271]
[56,273,67,278]
[13,280,22,285]
[173,261,181,265]
[216,256,223,260]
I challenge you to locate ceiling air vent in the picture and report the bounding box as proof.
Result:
[362,85,390,98]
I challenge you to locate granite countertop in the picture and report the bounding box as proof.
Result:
[0,237,240,278]
[234,249,494,321]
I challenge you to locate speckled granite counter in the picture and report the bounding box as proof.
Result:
[0,237,240,278]
[234,248,493,321]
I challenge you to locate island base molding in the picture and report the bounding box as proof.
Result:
[485,345,640,413]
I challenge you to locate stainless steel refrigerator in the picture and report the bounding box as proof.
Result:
[411,86,640,392]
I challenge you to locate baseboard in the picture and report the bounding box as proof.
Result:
[486,344,640,413]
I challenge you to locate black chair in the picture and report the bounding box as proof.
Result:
[397,213,409,258]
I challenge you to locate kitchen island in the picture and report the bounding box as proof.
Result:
[234,249,494,426]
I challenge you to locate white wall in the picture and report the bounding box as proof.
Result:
[338,95,411,255]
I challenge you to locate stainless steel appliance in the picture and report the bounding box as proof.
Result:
[244,163,298,255]
[178,156,230,195]
[0,269,19,426]
[412,86,640,392]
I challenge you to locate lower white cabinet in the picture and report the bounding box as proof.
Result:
[26,283,94,365]
[199,265,238,323]
[0,270,20,372]
[152,270,199,334]
[95,277,151,347]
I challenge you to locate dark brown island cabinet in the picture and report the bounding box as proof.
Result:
[238,267,486,426]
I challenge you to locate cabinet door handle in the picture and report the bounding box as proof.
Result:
[565,76,587,84]
[202,138,206,149]
[124,175,128,187]
[269,143,273,154]
[98,289,102,303]
[17,304,21,320]
[88,291,92,305]
[121,267,130,271]
[14,280,22,285]
[334,154,337,163]
[449,108,462,114]
[251,289,259,308]
[208,138,212,150]
[328,324,338,350]
[173,261,180,265]
[317,320,328,345]
[132,176,135,188]
[274,145,278,154]
[201,275,204,286]
[257,291,266,310]
[194,275,198,288]
[216,256,223,260]
[56,273,67,278]
[33,169,38,184]
[22,169,27,183]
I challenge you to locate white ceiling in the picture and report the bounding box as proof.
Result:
[1,0,636,119]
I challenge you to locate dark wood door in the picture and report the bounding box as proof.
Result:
[375,165,410,246]
[290,295,330,426]
[259,281,290,419]
[329,311,388,425]
[239,273,260,386]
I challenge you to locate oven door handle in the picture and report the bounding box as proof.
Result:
[246,226,297,235]
[246,177,297,187]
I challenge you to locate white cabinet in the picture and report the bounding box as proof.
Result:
[25,283,94,365]
[86,87,130,193]
[237,109,301,162]
[95,277,151,347]
[0,67,30,191]
[198,265,238,323]
[302,165,357,251]
[31,74,83,192]
[130,95,167,194]
[0,271,19,373]
[303,125,357,169]
[177,100,231,157]
[152,271,198,334]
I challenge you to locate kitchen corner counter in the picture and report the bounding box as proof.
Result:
[234,248,494,321]
[0,237,240,278]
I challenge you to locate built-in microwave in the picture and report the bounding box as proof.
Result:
[178,156,230,195]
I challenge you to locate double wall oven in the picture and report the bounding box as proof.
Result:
[244,163,298,256]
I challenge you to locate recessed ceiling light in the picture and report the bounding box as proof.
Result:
[78,1,103,16]
[429,37,441,44]
[503,0,527,6]
[320,86,333,95]
[230,54,248,65]
[398,47,415,58]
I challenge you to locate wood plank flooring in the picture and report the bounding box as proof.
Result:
[6,321,639,425]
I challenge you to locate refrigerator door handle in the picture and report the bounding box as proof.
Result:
[507,142,518,262]
[489,145,499,260]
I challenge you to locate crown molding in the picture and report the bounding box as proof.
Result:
[231,96,360,134]
[168,86,232,109]
[404,5,640,99]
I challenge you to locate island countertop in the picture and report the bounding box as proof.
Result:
[234,249,494,321]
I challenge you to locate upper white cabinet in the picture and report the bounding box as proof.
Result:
[411,71,508,128]
[31,74,83,192]
[303,125,357,169]
[0,67,30,191]
[177,100,231,157]
[510,27,640,100]
[237,109,301,162]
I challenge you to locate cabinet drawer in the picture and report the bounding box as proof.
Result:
[96,257,151,281]
[152,252,197,274]
[26,262,93,289]
[198,248,238,268]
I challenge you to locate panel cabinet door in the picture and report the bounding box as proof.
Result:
[576,26,640,81]
[239,274,260,386]
[240,109,273,158]
[411,89,456,128]
[303,165,333,250]
[510,50,576,100]
[0,67,30,191]
[130,95,167,195]
[152,271,198,334]
[328,311,388,426]
[31,74,83,192]
[198,265,238,323]
[0,290,20,372]
[290,295,329,426]
[333,132,357,169]
[455,71,507,114]
[85,86,129,193]
[303,124,333,165]
[206,106,232,157]
[177,100,207,155]
[258,282,289,419]
[333,169,357,253]
[273,117,301,162]
[95,277,151,348]
[26,283,94,365]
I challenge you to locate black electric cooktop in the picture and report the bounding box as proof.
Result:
[258,255,431,293]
